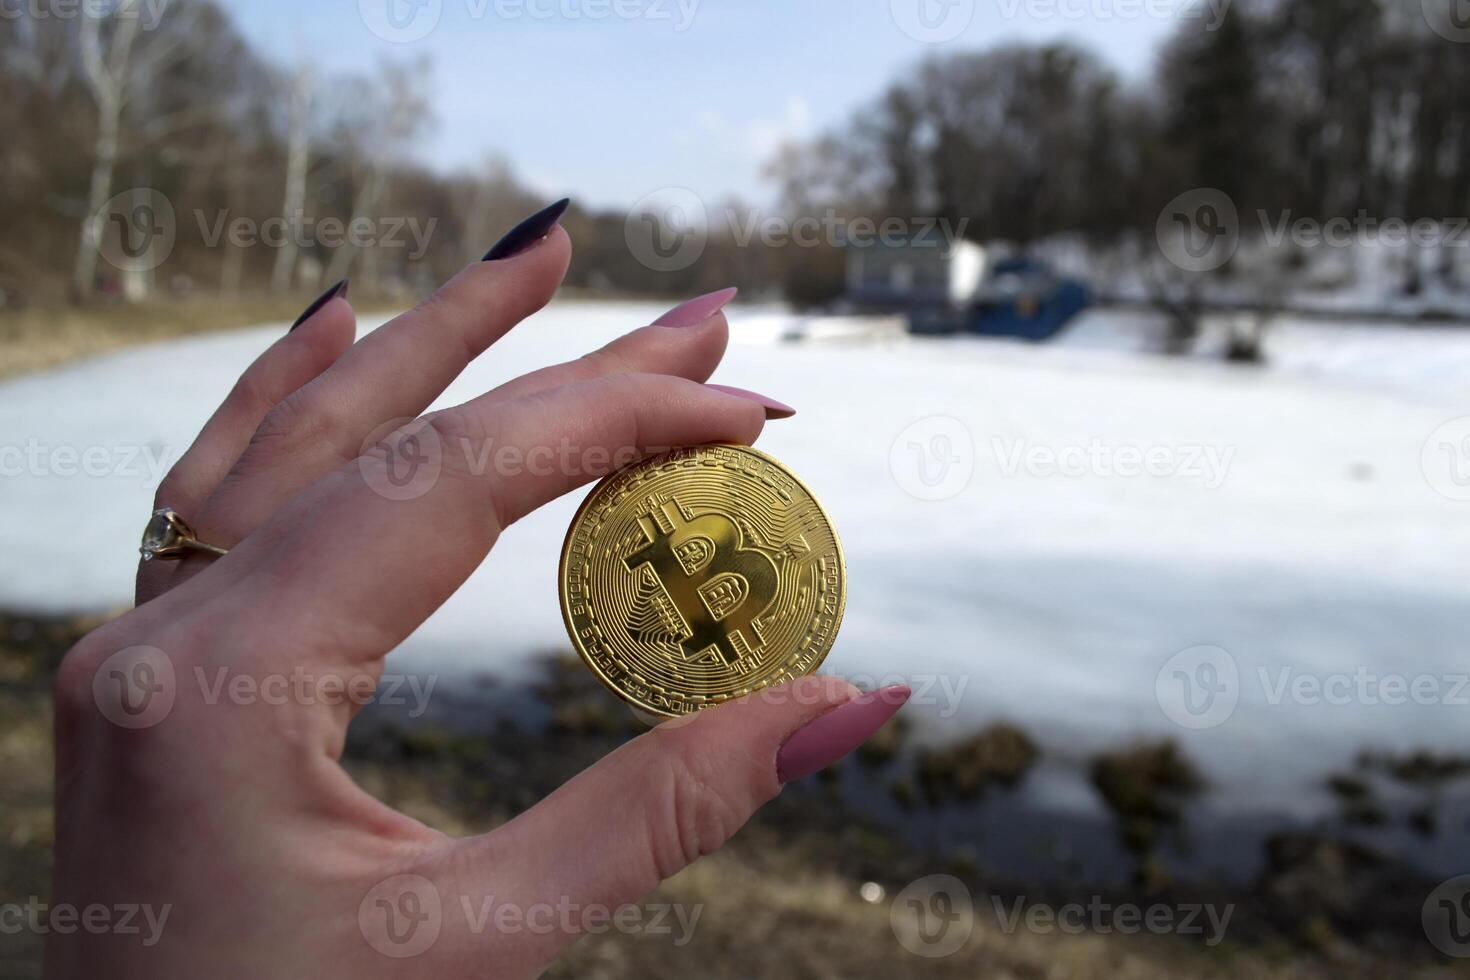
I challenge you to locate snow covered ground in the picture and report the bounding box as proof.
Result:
[2,301,1468,821]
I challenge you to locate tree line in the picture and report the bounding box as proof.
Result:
[3,0,1467,311]
[771,0,1470,309]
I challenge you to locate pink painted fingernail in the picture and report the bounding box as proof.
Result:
[776,685,912,783]
[653,287,738,328]
[706,384,796,420]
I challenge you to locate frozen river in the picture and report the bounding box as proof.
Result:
[2,300,1468,829]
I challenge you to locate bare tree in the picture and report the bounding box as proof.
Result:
[324,58,431,286]
[270,65,314,293]
[74,0,155,299]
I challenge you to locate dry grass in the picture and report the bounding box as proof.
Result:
[0,295,405,381]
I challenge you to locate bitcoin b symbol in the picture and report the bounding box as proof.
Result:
[623,501,778,666]
[560,444,845,718]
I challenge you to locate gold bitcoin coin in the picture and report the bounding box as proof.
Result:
[558,444,846,717]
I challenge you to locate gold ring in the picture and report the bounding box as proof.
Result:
[139,508,229,562]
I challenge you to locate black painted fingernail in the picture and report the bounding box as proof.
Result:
[290,279,350,332]
[481,198,570,261]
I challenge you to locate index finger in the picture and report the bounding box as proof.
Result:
[210,375,779,670]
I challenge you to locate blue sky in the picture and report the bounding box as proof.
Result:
[229,0,1188,209]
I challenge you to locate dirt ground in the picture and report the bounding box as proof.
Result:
[2,611,1464,979]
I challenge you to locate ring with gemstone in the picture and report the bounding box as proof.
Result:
[139,508,229,562]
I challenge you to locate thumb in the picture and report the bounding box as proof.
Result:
[441,676,910,969]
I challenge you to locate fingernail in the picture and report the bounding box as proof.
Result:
[706,384,796,420]
[654,287,738,328]
[290,278,349,332]
[482,198,571,261]
[777,686,911,783]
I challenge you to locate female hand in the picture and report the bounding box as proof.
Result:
[48,202,909,978]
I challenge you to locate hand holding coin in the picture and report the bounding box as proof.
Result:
[52,203,908,978]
